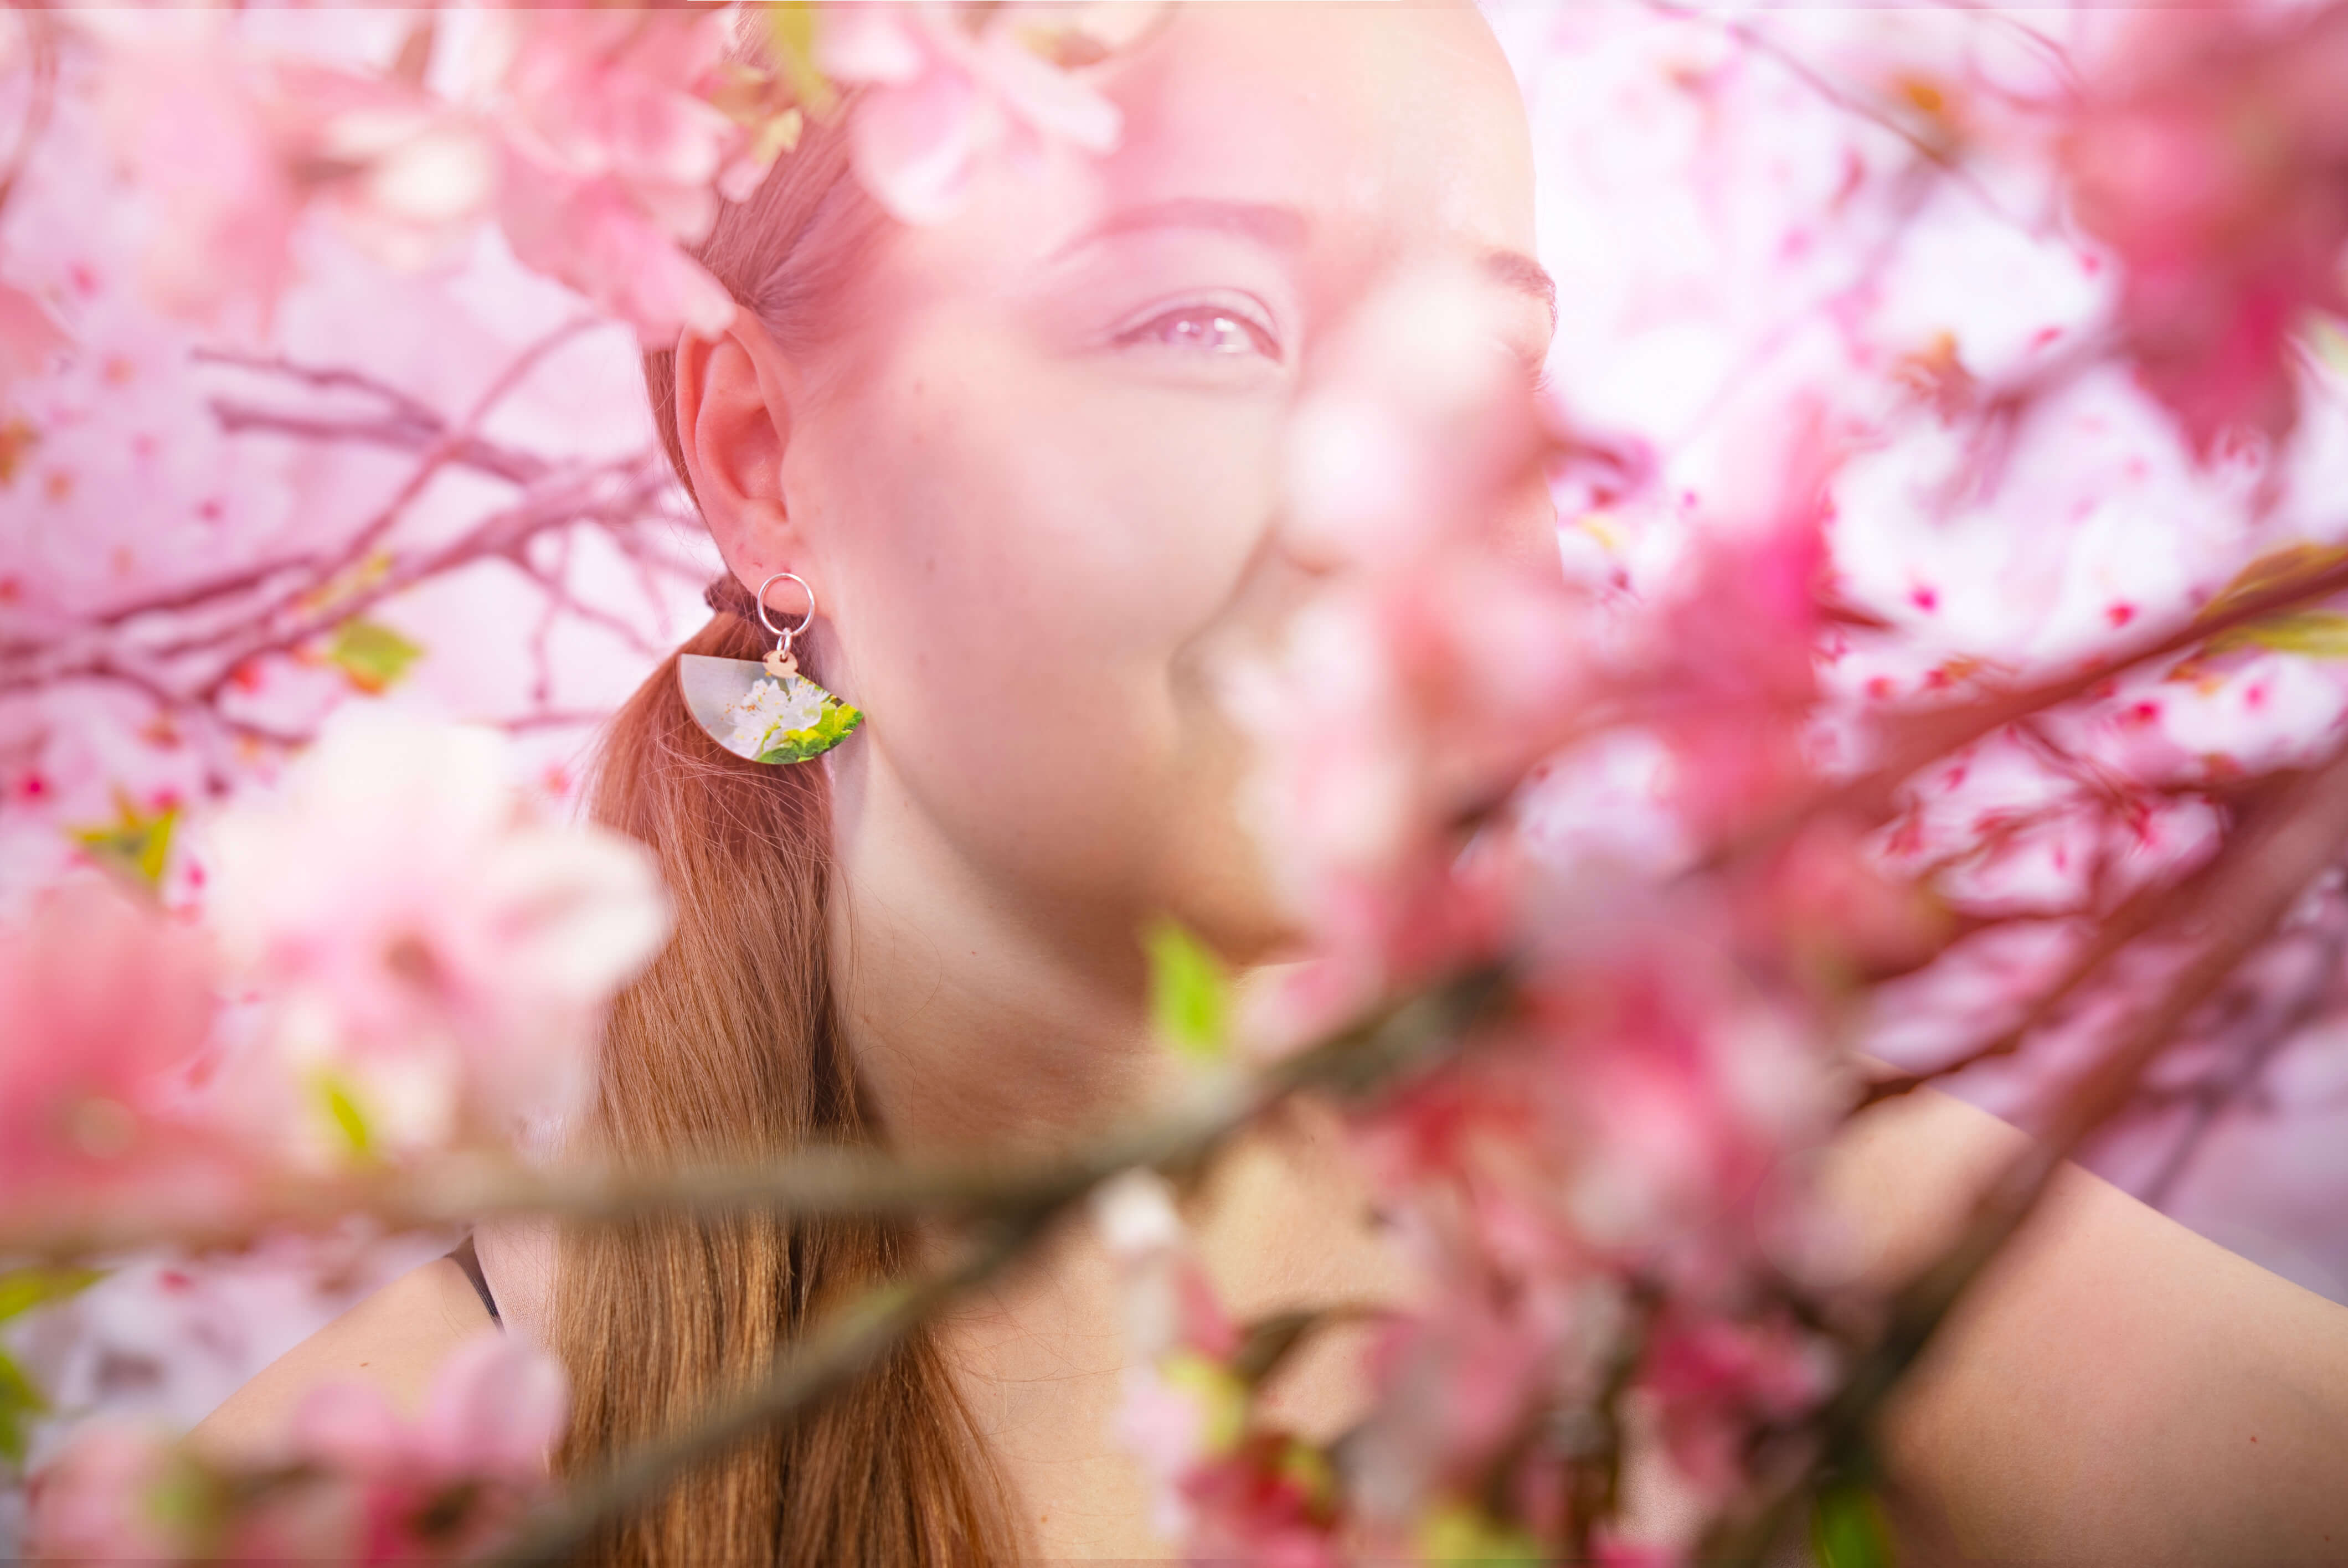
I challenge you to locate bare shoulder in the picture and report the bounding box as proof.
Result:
[1822,1085,2348,1563]
[187,1256,496,1467]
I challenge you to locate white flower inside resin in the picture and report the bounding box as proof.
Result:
[723,674,828,756]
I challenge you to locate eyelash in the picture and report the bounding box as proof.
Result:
[1113,297,1284,364]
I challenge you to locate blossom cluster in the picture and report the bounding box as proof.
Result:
[29,1330,566,1564]
[1102,3,2348,1559]
[4,1,2348,1565]
[0,7,1133,1557]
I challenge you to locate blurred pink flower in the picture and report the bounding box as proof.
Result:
[481,8,746,340]
[89,12,748,341]
[1224,562,1585,1022]
[294,1329,568,1487]
[1178,1432,1343,1568]
[93,30,317,323]
[23,1422,183,1562]
[203,713,670,1162]
[493,152,738,342]
[818,3,1120,225]
[2063,2,2348,457]
[1639,1309,1834,1503]
[28,1332,567,1565]
[0,274,68,389]
[0,876,219,1198]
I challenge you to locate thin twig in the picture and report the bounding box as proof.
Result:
[2136,900,2346,1209]
[1712,543,2348,880]
[492,1219,1039,1566]
[1710,740,2348,1565]
[478,969,1508,1564]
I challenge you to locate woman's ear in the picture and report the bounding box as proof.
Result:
[673,314,806,587]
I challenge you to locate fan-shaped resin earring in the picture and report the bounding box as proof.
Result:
[678,572,864,764]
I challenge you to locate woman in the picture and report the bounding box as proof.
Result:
[194,4,2348,1562]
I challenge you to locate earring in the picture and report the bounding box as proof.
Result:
[677,571,864,764]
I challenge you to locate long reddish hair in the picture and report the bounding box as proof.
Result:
[550,110,1019,1566]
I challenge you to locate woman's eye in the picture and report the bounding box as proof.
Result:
[1115,303,1283,363]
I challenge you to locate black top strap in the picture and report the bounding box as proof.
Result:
[447,1233,502,1327]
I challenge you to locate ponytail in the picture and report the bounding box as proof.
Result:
[547,71,1017,1566]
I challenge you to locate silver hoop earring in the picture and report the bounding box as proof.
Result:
[676,571,864,765]
[754,570,817,678]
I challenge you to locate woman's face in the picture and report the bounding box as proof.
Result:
[725,4,1553,960]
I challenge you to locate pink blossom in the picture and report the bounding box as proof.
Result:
[92,29,316,323]
[0,274,69,390]
[2062,2,2348,457]
[1639,1310,1834,1502]
[0,876,220,1198]
[479,8,746,341]
[23,1422,184,1562]
[818,3,1121,225]
[295,1329,568,1488]
[87,12,750,341]
[1224,562,1586,1023]
[202,712,670,1162]
[28,1333,568,1565]
[1178,1432,1343,1568]
[493,148,738,342]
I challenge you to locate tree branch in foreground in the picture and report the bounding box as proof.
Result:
[1707,740,2348,1565]
[478,968,1506,1565]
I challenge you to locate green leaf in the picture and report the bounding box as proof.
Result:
[1417,1502,1545,1565]
[313,1070,375,1160]
[756,695,864,764]
[0,1267,103,1325]
[1160,1352,1248,1456]
[2200,543,2348,625]
[68,792,178,886]
[763,2,840,118]
[2205,609,2348,659]
[326,617,424,695]
[1144,916,1230,1064]
[0,1348,47,1468]
[1811,1479,1898,1568]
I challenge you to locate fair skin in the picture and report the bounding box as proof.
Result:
[196,7,2348,1562]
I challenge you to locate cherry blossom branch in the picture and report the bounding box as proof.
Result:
[2136,902,2347,1208]
[193,347,451,444]
[490,1218,1036,1567]
[1,455,673,719]
[508,552,667,663]
[1639,0,2037,232]
[1710,737,2348,1565]
[1711,543,2348,881]
[1857,838,2234,1107]
[483,966,1507,1564]
[63,329,603,645]
[0,972,1507,1260]
[204,403,550,488]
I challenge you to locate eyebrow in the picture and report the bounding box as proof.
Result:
[1052,197,1311,257]
[1054,197,1560,329]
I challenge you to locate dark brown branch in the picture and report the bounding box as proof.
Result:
[2136,905,2347,1208]
[477,968,1509,1565]
[207,403,549,487]
[1709,544,2348,883]
[1713,739,2348,1565]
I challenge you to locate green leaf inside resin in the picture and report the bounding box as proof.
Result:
[756,696,864,764]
